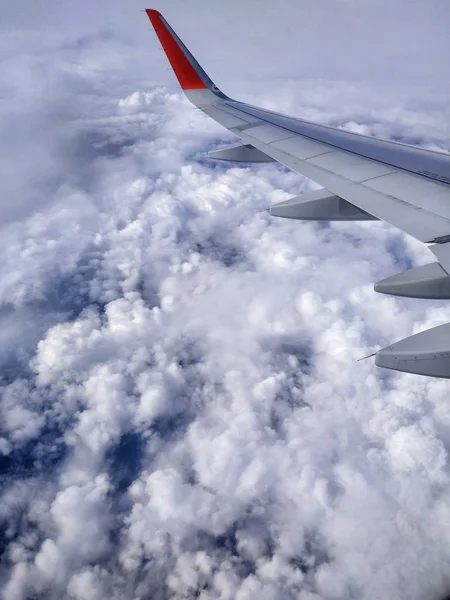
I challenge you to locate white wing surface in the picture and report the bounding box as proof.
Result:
[146,9,450,378]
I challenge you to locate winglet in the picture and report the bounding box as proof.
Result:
[145,9,227,97]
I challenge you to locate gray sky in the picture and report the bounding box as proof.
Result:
[2,0,450,94]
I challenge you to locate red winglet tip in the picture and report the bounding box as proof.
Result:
[145,9,161,19]
[145,8,207,91]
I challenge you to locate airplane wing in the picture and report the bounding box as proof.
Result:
[146,9,450,379]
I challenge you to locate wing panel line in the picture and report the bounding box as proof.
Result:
[236,127,450,242]
[228,101,450,188]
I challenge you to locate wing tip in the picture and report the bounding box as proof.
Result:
[145,8,162,18]
[145,7,209,92]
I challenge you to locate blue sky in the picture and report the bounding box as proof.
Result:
[1,2,450,599]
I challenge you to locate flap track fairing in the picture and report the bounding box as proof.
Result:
[208,142,274,163]
[376,323,450,378]
[374,262,450,299]
[270,189,378,221]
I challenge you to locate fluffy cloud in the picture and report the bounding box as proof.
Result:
[1,3,450,600]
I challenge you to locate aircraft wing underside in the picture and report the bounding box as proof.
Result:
[146,9,450,378]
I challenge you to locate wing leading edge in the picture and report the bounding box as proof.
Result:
[146,9,450,379]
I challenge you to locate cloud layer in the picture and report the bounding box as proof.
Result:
[1,4,450,599]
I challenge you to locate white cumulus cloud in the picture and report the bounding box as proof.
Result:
[1,2,450,600]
